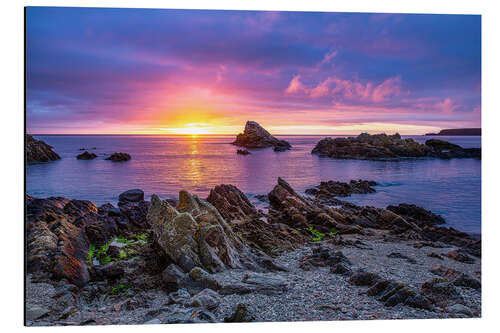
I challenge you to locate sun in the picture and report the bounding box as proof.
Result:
[159,123,215,135]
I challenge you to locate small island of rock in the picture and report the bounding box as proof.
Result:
[76,151,97,160]
[26,134,61,164]
[105,152,131,162]
[312,133,480,160]
[425,128,481,136]
[233,121,291,151]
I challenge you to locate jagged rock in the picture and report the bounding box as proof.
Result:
[207,184,305,254]
[430,265,481,290]
[76,151,97,160]
[26,196,95,287]
[119,189,145,203]
[105,152,131,162]
[147,191,275,273]
[233,121,291,151]
[206,184,258,222]
[312,133,480,160]
[26,135,61,163]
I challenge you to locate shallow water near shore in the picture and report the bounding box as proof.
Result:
[26,135,481,234]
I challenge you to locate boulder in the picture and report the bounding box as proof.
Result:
[233,121,291,151]
[387,203,445,227]
[105,152,131,162]
[147,190,275,273]
[76,151,97,160]
[26,135,61,163]
[119,189,145,203]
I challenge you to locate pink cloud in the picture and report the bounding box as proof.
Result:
[287,75,403,103]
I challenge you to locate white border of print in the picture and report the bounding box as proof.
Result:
[2,0,498,332]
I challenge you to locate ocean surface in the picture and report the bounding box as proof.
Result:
[26,135,481,234]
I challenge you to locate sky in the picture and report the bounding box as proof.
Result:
[26,7,481,135]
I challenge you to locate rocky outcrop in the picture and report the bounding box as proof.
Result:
[26,135,61,163]
[147,190,279,273]
[306,179,377,198]
[26,196,97,287]
[207,184,305,254]
[119,189,145,203]
[76,151,97,160]
[105,152,131,162]
[233,121,291,151]
[312,133,480,160]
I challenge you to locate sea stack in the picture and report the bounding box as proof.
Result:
[26,134,61,163]
[233,121,291,151]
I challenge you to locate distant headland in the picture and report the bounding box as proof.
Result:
[425,128,481,136]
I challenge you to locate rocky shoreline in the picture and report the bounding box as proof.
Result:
[25,178,481,326]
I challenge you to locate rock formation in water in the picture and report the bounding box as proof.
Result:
[26,135,61,163]
[76,151,97,160]
[425,128,481,136]
[312,133,480,160]
[233,121,291,151]
[105,152,131,162]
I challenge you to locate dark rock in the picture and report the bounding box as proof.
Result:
[162,264,187,291]
[446,249,475,263]
[224,304,255,322]
[236,149,251,155]
[311,133,480,160]
[300,245,351,270]
[330,262,352,275]
[349,270,380,286]
[26,135,61,163]
[387,252,417,264]
[421,278,464,307]
[76,151,97,160]
[387,203,445,227]
[188,267,220,290]
[306,179,377,197]
[187,289,221,310]
[105,152,131,162]
[425,128,481,136]
[233,121,291,151]
[93,262,124,280]
[447,304,474,317]
[119,189,145,203]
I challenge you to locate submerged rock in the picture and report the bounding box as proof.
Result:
[306,179,377,197]
[76,151,97,160]
[105,152,131,162]
[236,149,251,155]
[233,121,291,151]
[26,135,61,163]
[312,133,480,160]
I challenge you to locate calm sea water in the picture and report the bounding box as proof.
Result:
[26,135,481,234]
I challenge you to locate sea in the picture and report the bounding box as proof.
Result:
[26,135,481,234]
